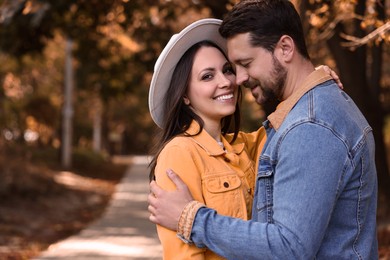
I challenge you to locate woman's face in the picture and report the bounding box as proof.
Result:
[185,46,238,126]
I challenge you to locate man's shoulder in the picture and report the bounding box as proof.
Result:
[295,81,348,114]
[280,83,350,127]
[283,83,371,138]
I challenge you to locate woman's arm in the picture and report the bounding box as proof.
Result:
[154,142,206,259]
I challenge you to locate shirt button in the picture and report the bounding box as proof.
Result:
[223,182,229,188]
[247,189,251,193]
[224,158,230,162]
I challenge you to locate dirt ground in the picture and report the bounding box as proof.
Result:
[0,148,126,259]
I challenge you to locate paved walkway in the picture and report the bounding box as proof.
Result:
[34,156,162,260]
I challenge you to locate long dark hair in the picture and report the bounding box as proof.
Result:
[149,40,242,181]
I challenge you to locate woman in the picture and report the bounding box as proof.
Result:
[148,18,265,259]
[148,18,341,259]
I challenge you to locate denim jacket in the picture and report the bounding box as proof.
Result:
[190,69,378,259]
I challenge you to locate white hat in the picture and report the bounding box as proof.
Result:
[148,18,226,128]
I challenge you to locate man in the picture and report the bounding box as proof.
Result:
[148,0,378,259]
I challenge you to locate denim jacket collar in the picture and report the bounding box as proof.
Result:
[267,68,333,130]
[185,121,245,156]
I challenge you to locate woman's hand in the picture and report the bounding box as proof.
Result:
[316,65,343,89]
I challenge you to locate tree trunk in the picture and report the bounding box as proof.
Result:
[92,95,103,153]
[61,38,74,169]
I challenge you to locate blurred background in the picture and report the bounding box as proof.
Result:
[0,0,389,259]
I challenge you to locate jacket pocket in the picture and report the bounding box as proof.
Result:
[203,173,244,218]
[205,174,241,192]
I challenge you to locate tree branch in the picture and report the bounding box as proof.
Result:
[340,21,390,49]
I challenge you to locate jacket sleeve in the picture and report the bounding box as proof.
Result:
[155,141,206,260]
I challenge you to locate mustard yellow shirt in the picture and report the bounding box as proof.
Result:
[155,121,266,259]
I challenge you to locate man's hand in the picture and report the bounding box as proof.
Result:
[148,169,194,230]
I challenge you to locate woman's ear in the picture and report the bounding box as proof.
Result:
[183,96,190,105]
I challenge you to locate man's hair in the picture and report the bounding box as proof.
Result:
[219,0,310,60]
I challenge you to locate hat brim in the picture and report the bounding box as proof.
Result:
[149,18,225,128]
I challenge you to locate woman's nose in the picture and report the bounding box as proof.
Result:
[217,74,232,89]
[235,67,248,86]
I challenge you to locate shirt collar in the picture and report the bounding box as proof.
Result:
[267,68,333,130]
[185,121,245,156]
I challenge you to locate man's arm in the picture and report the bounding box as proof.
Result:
[148,169,310,258]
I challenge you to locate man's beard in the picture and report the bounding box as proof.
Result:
[245,55,287,105]
[269,54,287,101]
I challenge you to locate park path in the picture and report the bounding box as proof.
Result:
[34,156,162,260]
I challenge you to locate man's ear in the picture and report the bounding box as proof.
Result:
[275,35,294,62]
